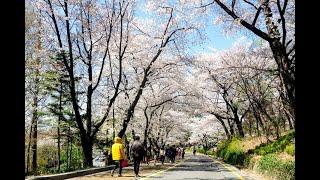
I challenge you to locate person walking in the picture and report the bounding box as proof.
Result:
[165,147,172,163]
[130,135,145,178]
[104,149,109,166]
[193,146,196,156]
[170,145,177,163]
[153,148,158,166]
[181,147,185,159]
[159,148,165,165]
[111,137,126,177]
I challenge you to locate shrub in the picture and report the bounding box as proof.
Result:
[37,144,58,174]
[197,147,207,154]
[257,154,295,180]
[206,150,215,156]
[216,138,245,165]
[195,147,215,156]
[284,144,295,156]
[216,139,230,158]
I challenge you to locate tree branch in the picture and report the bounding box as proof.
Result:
[213,0,271,41]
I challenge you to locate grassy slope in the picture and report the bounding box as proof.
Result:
[216,130,295,180]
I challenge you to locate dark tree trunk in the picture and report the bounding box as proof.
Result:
[248,118,252,137]
[256,118,260,136]
[233,108,245,138]
[112,107,115,140]
[143,107,149,149]
[118,71,147,138]
[30,16,42,175]
[227,118,235,136]
[66,135,69,170]
[214,115,230,139]
[30,60,39,175]
[69,134,73,170]
[80,136,93,168]
[26,124,33,175]
[57,80,62,171]
[284,109,293,129]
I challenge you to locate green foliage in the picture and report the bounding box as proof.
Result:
[254,131,295,155]
[34,143,84,175]
[196,147,215,156]
[215,131,295,180]
[216,139,230,158]
[284,144,295,156]
[243,154,254,168]
[257,154,295,180]
[37,144,58,174]
[216,138,245,165]
[60,144,84,172]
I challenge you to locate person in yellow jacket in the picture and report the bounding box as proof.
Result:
[111,137,126,177]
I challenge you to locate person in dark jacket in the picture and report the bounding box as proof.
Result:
[181,147,185,159]
[130,136,145,178]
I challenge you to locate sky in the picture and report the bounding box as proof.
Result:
[189,22,242,54]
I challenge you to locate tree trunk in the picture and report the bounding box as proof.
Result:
[57,80,62,171]
[213,0,295,122]
[233,109,244,138]
[143,107,149,149]
[30,15,42,175]
[248,118,252,137]
[118,70,148,138]
[112,106,115,140]
[26,124,33,175]
[227,118,235,136]
[66,134,70,170]
[69,135,73,170]
[80,136,93,168]
[215,116,230,139]
[261,0,295,120]
[30,61,39,175]
[256,118,260,136]
[284,109,294,129]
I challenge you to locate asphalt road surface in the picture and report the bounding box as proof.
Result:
[67,153,260,180]
[140,154,257,180]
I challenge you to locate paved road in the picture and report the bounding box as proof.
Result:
[140,154,257,180]
[66,153,261,180]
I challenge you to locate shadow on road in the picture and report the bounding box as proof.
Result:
[167,155,233,174]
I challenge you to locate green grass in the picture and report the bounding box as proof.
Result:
[257,154,295,180]
[284,144,295,156]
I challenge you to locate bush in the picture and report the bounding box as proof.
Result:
[196,147,215,156]
[216,138,245,165]
[216,139,230,158]
[257,154,295,180]
[284,144,295,156]
[243,154,252,168]
[197,147,207,154]
[37,144,58,174]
